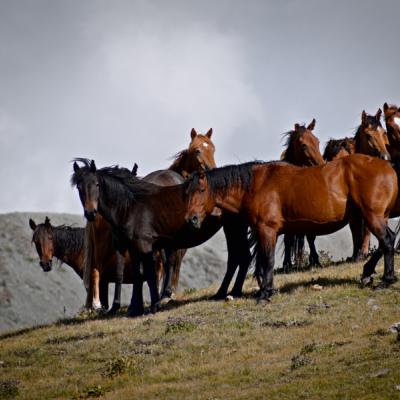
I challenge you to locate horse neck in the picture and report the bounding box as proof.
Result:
[53,228,84,277]
[386,123,400,147]
[213,185,246,214]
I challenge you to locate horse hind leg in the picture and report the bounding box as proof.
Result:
[282,234,293,273]
[362,216,397,287]
[254,225,277,302]
[307,235,321,267]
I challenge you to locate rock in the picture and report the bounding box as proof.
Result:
[225,295,234,302]
[312,284,323,291]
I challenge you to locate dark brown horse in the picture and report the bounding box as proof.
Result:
[323,137,355,161]
[82,129,217,310]
[185,154,398,300]
[280,119,325,271]
[29,217,141,313]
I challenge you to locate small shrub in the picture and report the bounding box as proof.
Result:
[0,380,20,398]
[82,385,105,398]
[104,357,130,378]
[165,318,197,334]
[290,354,312,370]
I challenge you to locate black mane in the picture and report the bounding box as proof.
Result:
[186,161,264,196]
[71,158,159,211]
[169,149,188,173]
[32,223,84,258]
[323,137,353,161]
[281,126,306,163]
[53,226,84,257]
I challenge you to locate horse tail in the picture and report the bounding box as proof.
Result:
[248,229,263,286]
[83,222,96,290]
[285,234,305,268]
[395,219,400,251]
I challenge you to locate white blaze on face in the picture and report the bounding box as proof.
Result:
[394,117,400,127]
[202,142,209,148]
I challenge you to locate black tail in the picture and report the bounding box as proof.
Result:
[284,234,305,269]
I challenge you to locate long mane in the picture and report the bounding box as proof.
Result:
[323,137,353,161]
[53,226,84,257]
[71,158,159,211]
[169,149,188,173]
[186,161,264,196]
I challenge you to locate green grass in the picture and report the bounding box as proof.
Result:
[1,259,400,399]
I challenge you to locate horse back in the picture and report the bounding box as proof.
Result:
[143,169,184,186]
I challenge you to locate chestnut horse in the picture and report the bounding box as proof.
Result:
[280,119,325,271]
[185,154,398,300]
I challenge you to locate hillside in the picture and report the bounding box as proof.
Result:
[0,212,228,332]
[1,260,399,399]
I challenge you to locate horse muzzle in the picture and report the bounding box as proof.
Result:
[40,260,52,272]
[84,209,98,221]
[187,214,202,229]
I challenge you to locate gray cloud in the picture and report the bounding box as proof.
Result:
[0,0,399,214]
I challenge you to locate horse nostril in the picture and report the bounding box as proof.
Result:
[191,215,199,226]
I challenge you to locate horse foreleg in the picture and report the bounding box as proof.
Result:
[255,225,277,301]
[307,235,321,267]
[282,234,293,273]
[127,254,144,317]
[229,221,251,298]
[99,279,109,310]
[171,249,185,296]
[109,252,125,315]
[142,251,161,314]
[159,248,176,302]
[91,267,102,310]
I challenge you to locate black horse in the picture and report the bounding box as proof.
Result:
[71,159,251,316]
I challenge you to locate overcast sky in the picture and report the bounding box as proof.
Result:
[1,0,399,215]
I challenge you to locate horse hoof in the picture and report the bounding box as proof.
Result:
[210,292,227,301]
[107,306,120,316]
[127,308,144,318]
[229,291,243,298]
[159,297,173,306]
[360,276,373,288]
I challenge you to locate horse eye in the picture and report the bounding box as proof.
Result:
[96,183,99,187]
[195,149,201,155]
[200,188,206,193]
[302,144,307,150]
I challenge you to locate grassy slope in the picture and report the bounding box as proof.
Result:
[1,259,400,400]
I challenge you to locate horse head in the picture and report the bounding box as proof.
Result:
[29,216,54,271]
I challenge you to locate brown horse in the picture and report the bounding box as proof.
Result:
[186,154,398,300]
[280,119,325,271]
[323,137,355,161]
[82,128,216,310]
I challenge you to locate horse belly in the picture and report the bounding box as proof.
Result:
[282,220,348,236]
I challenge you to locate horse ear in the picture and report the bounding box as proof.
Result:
[307,119,316,131]
[73,162,80,173]
[206,128,213,138]
[191,128,197,140]
[361,110,367,123]
[45,216,51,227]
[132,163,138,176]
[294,123,300,131]
[383,102,389,112]
[90,160,96,172]
[376,108,382,121]
[29,218,37,231]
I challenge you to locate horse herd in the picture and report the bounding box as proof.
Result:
[29,103,400,316]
